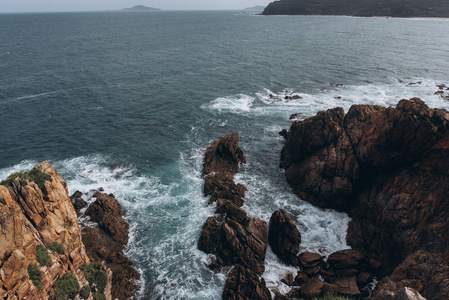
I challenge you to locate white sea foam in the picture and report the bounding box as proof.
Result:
[203,78,449,119]
[201,94,255,113]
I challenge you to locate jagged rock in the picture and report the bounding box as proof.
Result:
[300,277,324,299]
[327,249,366,270]
[198,217,219,254]
[298,251,323,268]
[70,190,88,213]
[203,172,246,205]
[268,209,301,266]
[281,272,294,286]
[218,215,268,274]
[281,107,360,211]
[203,133,246,176]
[222,265,271,300]
[323,277,361,297]
[86,192,129,245]
[279,129,288,139]
[395,287,426,300]
[281,98,449,297]
[0,162,92,299]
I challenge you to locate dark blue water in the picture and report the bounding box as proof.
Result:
[1,11,449,299]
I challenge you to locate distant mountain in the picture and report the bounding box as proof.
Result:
[262,0,449,17]
[122,5,161,11]
[244,5,266,11]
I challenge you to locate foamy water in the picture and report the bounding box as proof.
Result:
[3,79,448,299]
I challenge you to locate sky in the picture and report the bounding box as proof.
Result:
[1,0,273,13]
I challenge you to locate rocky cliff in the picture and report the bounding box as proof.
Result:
[281,98,449,299]
[0,161,140,300]
[262,0,449,18]
[0,162,111,299]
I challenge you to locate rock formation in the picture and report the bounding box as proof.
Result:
[78,191,141,300]
[261,0,449,18]
[268,209,301,266]
[0,162,110,299]
[281,98,449,298]
[198,133,270,300]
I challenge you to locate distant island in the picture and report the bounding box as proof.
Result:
[244,5,266,11]
[262,0,449,17]
[121,5,161,11]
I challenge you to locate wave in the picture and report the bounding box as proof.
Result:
[202,78,449,119]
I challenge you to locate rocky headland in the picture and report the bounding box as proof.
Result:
[262,0,449,18]
[280,98,449,299]
[0,162,139,300]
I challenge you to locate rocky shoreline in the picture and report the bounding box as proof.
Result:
[0,162,139,300]
[199,97,449,299]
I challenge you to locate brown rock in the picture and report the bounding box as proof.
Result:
[70,190,88,213]
[203,133,246,176]
[222,265,271,300]
[197,217,219,254]
[281,272,294,286]
[280,98,449,297]
[86,192,129,245]
[203,172,246,205]
[328,249,365,270]
[322,276,361,297]
[300,277,324,299]
[281,107,360,211]
[298,251,323,268]
[268,209,301,266]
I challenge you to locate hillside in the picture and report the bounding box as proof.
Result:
[262,0,449,17]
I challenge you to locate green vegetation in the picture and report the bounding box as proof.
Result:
[0,167,51,190]
[54,272,80,300]
[81,262,107,294]
[36,244,52,267]
[48,242,65,254]
[27,264,42,290]
[92,293,106,300]
[79,285,91,299]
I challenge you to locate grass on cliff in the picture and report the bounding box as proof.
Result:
[79,285,91,299]
[54,272,80,300]
[36,244,52,267]
[0,168,51,190]
[48,242,65,254]
[27,264,42,290]
[81,262,107,295]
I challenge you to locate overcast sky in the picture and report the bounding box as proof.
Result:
[1,0,273,13]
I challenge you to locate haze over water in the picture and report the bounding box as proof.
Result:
[1,11,449,299]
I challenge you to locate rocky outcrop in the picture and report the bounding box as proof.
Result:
[281,98,449,298]
[222,265,271,300]
[0,162,94,299]
[198,133,269,299]
[79,192,140,300]
[268,209,301,266]
[261,0,449,18]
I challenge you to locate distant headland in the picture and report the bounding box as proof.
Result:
[262,0,449,17]
[244,5,266,11]
[121,5,161,11]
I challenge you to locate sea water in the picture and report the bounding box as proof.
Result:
[1,11,449,299]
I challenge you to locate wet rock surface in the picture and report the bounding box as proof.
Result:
[268,209,302,266]
[198,133,269,299]
[281,98,449,298]
[81,192,140,300]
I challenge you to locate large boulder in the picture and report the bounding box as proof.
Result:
[203,133,246,176]
[281,98,449,297]
[268,209,302,266]
[198,201,268,275]
[86,192,129,245]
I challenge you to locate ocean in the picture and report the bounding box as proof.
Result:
[1,10,449,299]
